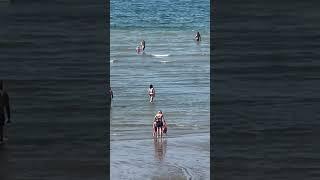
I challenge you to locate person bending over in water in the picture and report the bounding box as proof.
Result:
[148,84,155,103]
[195,31,201,41]
[153,111,167,137]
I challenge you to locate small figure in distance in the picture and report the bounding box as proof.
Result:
[148,84,155,103]
[136,40,145,54]
[153,110,167,137]
[0,80,11,144]
[136,44,142,54]
[109,87,113,100]
[108,87,113,106]
[140,40,145,51]
[195,31,201,42]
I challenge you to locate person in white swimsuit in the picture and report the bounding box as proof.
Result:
[148,84,155,103]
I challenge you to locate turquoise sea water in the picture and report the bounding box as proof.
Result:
[110,0,210,179]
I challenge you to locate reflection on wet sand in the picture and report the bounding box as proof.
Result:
[153,137,167,161]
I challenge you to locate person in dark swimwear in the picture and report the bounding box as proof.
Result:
[153,111,167,137]
[195,31,201,41]
[0,81,11,144]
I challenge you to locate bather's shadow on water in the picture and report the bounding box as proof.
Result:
[153,137,167,162]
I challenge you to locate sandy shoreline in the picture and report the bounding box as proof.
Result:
[111,133,210,180]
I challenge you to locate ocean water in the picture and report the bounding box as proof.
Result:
[110,0,210,179]
[213,0,320,179]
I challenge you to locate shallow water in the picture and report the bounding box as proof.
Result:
[111,134,209,180]
[110,0,210,179]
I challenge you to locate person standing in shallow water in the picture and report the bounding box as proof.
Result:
[148,84,155,103]
[140,40,145,51]
[153,110,167,137]
[195,31,201,42]
[108,87,113,105]
[136,40,145,54]
[0,81,11,144]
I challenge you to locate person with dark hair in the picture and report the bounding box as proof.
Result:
[148,84,155,103]
[195,31,201,41]
[108,87,113,106]
[0,81,11,144]
[109,87,113,100]
[136,40,146,54]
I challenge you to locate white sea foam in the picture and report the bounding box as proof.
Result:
[151,54,170,58]
[110,59,118,63]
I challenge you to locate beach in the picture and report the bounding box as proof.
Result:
[110,0,210,179]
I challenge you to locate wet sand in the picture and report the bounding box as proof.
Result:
[111,133,210,180]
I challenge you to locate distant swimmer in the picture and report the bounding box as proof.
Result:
[195,31,201,41]
[108,87,113,106]
[141,40,145,51]
[109,87,113,100]
[148,84,155,103]
[0,81,11,144]
[136,40,146,54]
[153,110,167,137]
